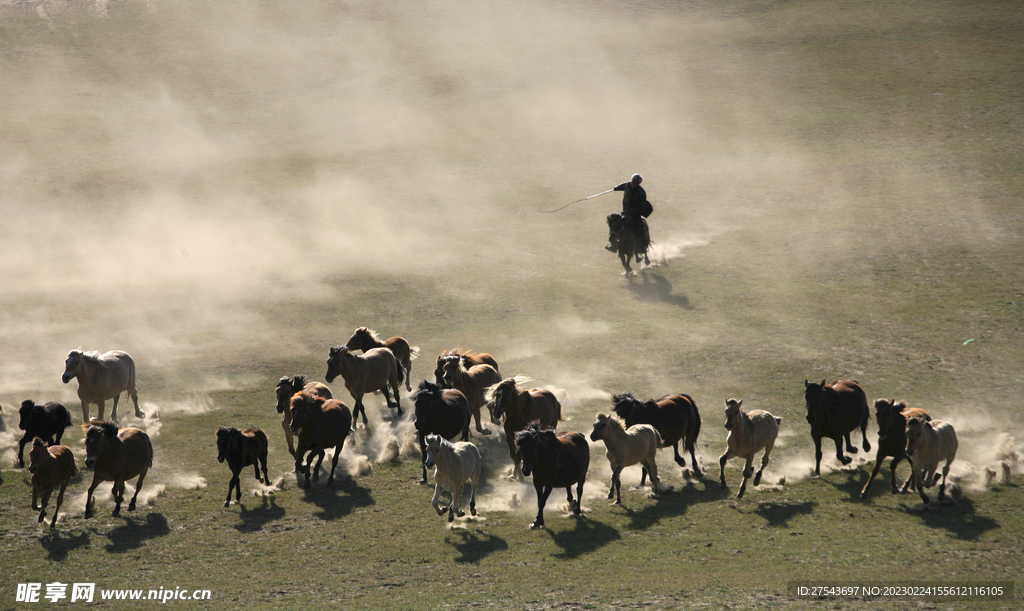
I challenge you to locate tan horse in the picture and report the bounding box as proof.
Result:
[486,375,563,479]
[62,350,143,423]
[325,346,402,429]
[590,413,662,504]
[275,375,333,457]
[83,420,153,517]
[346,327,420,392]
[441,355,501,436]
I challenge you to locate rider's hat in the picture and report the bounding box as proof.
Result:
[631,173,643,184]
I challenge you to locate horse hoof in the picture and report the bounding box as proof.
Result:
[841,457,853,465]
[135,410,146,419]
[530,521,544,529]
[223,500,231,508]
[479,429,491,436]
[456,510,465,518]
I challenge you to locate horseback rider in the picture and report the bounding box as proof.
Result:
[605,173,652,252]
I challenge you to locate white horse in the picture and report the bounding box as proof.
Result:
[61,349,144,423]
[590,413,663,504]
[424,434,481,522]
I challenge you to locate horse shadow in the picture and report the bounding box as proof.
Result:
[235,495,286,533]
[898,496,999,540]
[617,477,726,530]
[623,271,692,309]
[549,516,621,559]
[38,529,92,562]
[445,530,508,564]
[737,500,818,527]
[301,477,375,521]
[103,513,171,553]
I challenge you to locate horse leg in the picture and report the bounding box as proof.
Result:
[719,449,735,489]
[688,442,701,477]
[532,483,552,529]
[860,451,886,499]
[419,435,429,484]
[430,484,447,516]
[97,399,106,423]
[753,443,775,488]
[111,396,120,424]
[354,395,369,428]
[844,431,857,455]
[390,379,402,416]
[673,442,686,468]
[50,482,68,528]
[612,468,623,505]
[915,466,929,504]
[80,399,90,425]
[282,414,295,457]
[645,455,661,493]
[85,475,100,517]
[469,471,479,517]
[449,482,463,522]
[937,458,953,502]
[112,478,125,516]
[128,469,147,513]
[639,466,648,488]
[738,456,754,499]
[327,444,341,486]
[37,487,52,523]
[472,405,491,436]
[312,450,326,482]
[226,469,240,507]
[812,435,823,476]
[860,423,871,452]
[573,479,585,515]
[17,434,29,468]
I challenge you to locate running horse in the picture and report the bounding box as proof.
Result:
[345,327,420,392]
[325,345,403,429]
[61,350,144,423]
[607,213,650,275]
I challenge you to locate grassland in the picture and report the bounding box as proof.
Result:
[1,0,1022,609]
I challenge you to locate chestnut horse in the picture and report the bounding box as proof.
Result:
[275,375,333,457]
[289,392,353,489]
[803,379,870,476]
[62,349,144,423]
[440,355,501,436]
[860,399,931,498]
[515,421,589,529]
[345,327,420,392]
[325,346,402,429]
[434,349,500,386]
[485,376,562,479]
[84,420,153,517]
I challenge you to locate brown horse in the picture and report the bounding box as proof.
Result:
[289,392,353,489]
[860,399,932,498]
[346,327,420,392]
[607,213,650,275]
[83,420,153,517]
[275,375,333,457]
[325,346,402,429]
[440,355,501,436]
[515,421,589,529]
[486,376,563,479]
[29,439,76,528]
[803,379,870,476]
[434,349,500,386]
[62,349,144,423]
[612,392,702,478]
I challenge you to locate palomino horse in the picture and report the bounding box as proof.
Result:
[590,413,662,504]
[434,349,500,386]
[62,350,144,423]
[860,399,931,498]
[346,327,420,392]
[719,399,781,499]
[84,420,153,517]
[424,433,481,523]
[803,379,871,476]
[612,391,702,479]
[413,380,471,484]
[275,375,333,457]
[289,392,353,489]
[325,346,403,429]
[607,213,650,275]
[515,421,589,529]
[485,376,562,479]
[440,355,501,436]
[906,417,958,505]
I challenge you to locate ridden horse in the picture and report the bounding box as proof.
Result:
[906,417,958,505]
[216,427,270,507]
[719,399,782,499]
[486,376,562,480]
[17,400,72,468]
[612,392,702,479]
[590,413,662,504]
[275,375,333,457]
[83,420,153,517]
[803,379,871,476]
[424,434,481,523]
[325,345,403,429]
[28,439,76,529]
[346,327,420,392]
[440,355,501,436]
[860,399,932,498]
[515,421,589,529]
[62,349,144,423]
[413,380,471,484]
[607,213,650,275]
[289,392,353,489]
[434,350,500,386]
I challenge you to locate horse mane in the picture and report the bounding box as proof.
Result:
[85,420,118,436]
[291,390,324,411]
[70,348,101,360]
[415,379,442,399]
[514,420,551,446]
[485,375,532,403]
[597,412,628,433]
[612,391,638,405]
[357,327,383,342]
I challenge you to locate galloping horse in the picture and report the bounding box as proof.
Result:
[434,350,500,386]
[325,346,403,429]
[612,391,702,477]
[860,399,931,498]
[83,420,153,517]
[424,434,481,523]
[413,380,471,484]
[607,213,650,275]
[590,413,662,504]
[515,421,589,529]
[486,376,562,479]
[803,379,870,476]
[275,375,333,457]
[440,355,501,436]
[62,350,144,423]
[289,392,353,488]
[345,327,420,392]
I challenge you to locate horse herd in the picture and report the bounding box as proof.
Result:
[10,327,962,530]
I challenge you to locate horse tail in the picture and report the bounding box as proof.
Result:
[396,361,405,386]
[409,346,420,361]
[683,394,700,452]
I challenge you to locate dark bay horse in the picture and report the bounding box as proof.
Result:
[804,379,871,476]
[325,345,402,429]
[84,421,153,517]
[860,399,931,498]
[486,376,562,480]
[607,213,650,275]
[515,421,590,529]
[440,355,501,436]
[413,380,471,484]
[275,375,333,457]
[612,391,702,479]
[434,350,500,386]
[289,392,353,488]
[345,327,420,392]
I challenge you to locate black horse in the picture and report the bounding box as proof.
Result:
[515,421,590,529]
[803,379,871,476]
[412,380,471,484]
[607,213,650,274]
